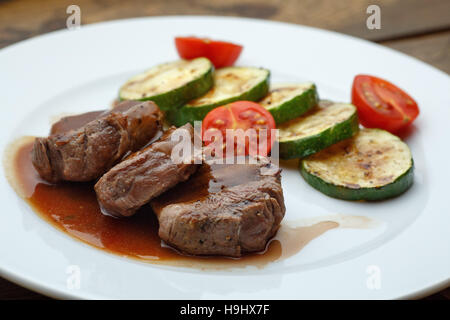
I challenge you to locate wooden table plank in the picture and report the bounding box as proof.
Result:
[425,287,450,300]
[381,31,450,74]
[1,0,449,71]
[1,0,450,48]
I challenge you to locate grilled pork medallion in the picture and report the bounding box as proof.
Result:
[31,100,163,183]
[151,157,285,257]
[95,124,198,218]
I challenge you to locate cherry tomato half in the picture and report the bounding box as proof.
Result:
[175,36,243,68]
[202,101,276,157]
[352,74,419,133]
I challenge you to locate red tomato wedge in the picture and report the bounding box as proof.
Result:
[352,74,419,133]
[202,101,276,157]
[175,36,243,68]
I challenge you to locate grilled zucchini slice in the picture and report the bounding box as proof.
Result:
[278,101,359,159]
[300,128,414,201]
[119,58,214,111]
[168,66,270,126]
[259,83,318,124]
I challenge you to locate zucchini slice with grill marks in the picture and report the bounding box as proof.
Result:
[119,57,214,111]
[168,66,270,126]
[259,83,318,124]
[278,101,359,159]
[300,128,414,201]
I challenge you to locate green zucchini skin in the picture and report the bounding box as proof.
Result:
[299,161,414,201]
[142,67,213,111]
[119,58,214,111]
[262,84,319,124]
[299,128,414,201]
[168,68,270,126]
[279,106,359,160]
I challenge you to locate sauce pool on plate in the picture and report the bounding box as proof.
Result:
[4,137,375,269]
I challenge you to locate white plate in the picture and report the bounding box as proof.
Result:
[0,16,449,300]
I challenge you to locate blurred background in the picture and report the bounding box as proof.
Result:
[0,0,448,299]
[1,0,448,73]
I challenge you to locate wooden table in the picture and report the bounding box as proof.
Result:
[0,0,448,300]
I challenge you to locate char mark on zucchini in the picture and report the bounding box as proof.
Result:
[259,83,318,124]
[119,58,214,111]
[278,100,359,159]
[168,66,270,126]
[300,128,414,201]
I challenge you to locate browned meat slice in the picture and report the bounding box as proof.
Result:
[151,158,285,257]
[50,100,146,135]
[95,124,198,218]
[32,101,162,183]
[50,111,104,135]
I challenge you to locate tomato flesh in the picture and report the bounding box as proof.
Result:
[175,37,243,68]
[202,101,276,157]
[352,74,419,133]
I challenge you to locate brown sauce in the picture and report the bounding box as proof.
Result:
[50,101,146,135]
[50,111,105,135]
[152,161,264,209]
[5,137,376,270]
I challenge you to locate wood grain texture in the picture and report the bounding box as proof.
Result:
[382,31,450,74]
[0,0,448,71]
[0,0,448,300]
[1,0,450,47]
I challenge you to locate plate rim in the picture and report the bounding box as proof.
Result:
[0,15,449,300]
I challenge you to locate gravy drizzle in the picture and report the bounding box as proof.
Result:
[4,137,379,270]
